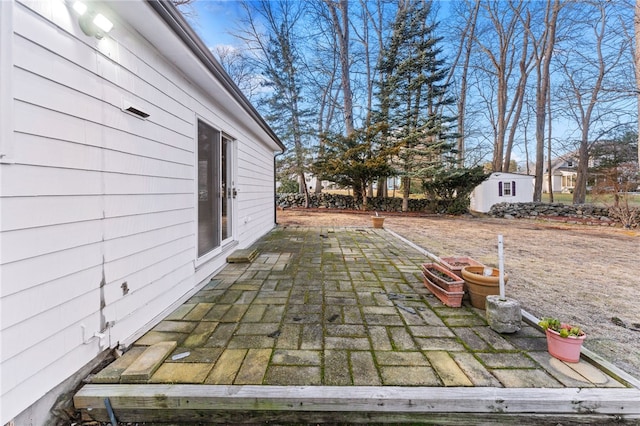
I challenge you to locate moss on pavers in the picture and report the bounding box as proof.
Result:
[235,348,272,384]
[472,326,518,351]
[274,323,300,350]
[89,227,636,391]
[388,327,417,350]
[351,352,381,386]
[300,324,323,349]
[414,338,467,352]
[452,328,492,351]
[220,304,250,322]
[380,366,440,386]
[182,303,215,321]
[261,305,286,322]
[152,321,198,334]
[368,326,393,350]
[149,362,213,384]
[324,350,351,385]
[182,321,219,347]
[475,352,538,369]
[227,335,276,349]
[451,353,503,387]
[325,324,367,337]
[167,347,222,364]
[325,337,371,350]
[425,351,474,386]
[202,304,232,321]
[242,304,267,322]
[204,349,247,384]
[163,303,196,320]
[203,323,237,348]
[271,349,321,366]
[264,366,322,385]
[491,368,564,388]
[409,325,456,338]
[375,351,429,366]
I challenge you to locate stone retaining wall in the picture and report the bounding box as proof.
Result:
[488,202,616,225]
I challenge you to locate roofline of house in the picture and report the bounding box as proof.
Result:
[147,0,285,153]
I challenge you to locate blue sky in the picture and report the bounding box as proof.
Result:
[185,1,245,48]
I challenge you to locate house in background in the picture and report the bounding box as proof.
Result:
[542,155,579,193]
[0,1,284,424]
[470,172,534,213]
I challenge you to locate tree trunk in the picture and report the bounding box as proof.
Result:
[533,0,560,202]
[573,140,589,204]
[402,176,410,212]
[635,0,640,168]
[324,0,354,136]
[455,1,480,167]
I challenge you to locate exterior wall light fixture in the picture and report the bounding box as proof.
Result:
[71,1,113,39]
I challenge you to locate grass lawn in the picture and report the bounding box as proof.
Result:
[542,192,640,208]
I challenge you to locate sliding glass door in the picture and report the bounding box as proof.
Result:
[197,120,235,257]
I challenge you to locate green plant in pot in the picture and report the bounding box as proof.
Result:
[538,317,586,363]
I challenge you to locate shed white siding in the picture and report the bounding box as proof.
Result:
[0,1,282,423]
[470,173,534,213]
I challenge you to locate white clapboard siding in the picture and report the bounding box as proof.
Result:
[1,164,104,196]
[104,236,193,285]
[1,220,103,264]
[107,263,194,328]
[1,266,102,329]
[104,193,193,218]
[0,195,104,231]
[103,243,194,306]
[2,316,103,401]
[3,287,101,360]
[11,133,192,180]
[1,1,281,423]
[13,101,194,165]
[0,243,104,297]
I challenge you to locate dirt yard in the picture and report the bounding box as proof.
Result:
[277,209,640,381]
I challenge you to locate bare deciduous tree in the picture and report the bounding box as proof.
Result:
[556,1,631,204]
[530,0,561,202]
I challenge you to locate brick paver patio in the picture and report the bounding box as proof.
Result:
[91,226,632,389]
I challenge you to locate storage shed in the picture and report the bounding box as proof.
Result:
[470,172,534,213]
[0,1,284,424]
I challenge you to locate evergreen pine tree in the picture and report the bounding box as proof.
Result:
[376,0,457,212]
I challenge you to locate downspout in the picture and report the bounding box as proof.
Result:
[274,151,283,225]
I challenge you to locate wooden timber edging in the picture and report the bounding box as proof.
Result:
[74,384,640,424]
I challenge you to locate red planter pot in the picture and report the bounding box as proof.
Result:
[438,256,485,278]
[545,328,586,363]
[421,271,464,308]
[421,263,465,292]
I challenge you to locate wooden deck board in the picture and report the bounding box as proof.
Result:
[74,384,640,423]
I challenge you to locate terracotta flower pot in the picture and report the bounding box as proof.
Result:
[421,272,464,308]
[421,263,464,293]
[371,216,385,229]
[438,256,485,278]
[461,266,508,310]
[545,328,586,363]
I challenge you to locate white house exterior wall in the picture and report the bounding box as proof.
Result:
[0,1,281,424]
